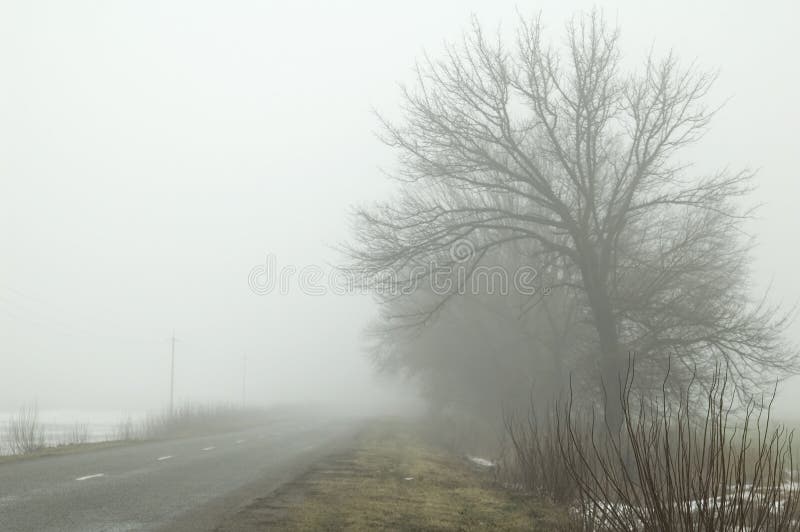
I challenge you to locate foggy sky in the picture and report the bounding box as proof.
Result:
[1,1,798,417]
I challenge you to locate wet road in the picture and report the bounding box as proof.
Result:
[0,414,359,532]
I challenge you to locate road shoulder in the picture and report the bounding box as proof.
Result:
[215,419,570,531]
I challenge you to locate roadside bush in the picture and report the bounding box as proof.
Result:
[7,404,45,455]
[140,403,262,439]
[502,400,592,504]
[114,403,267,441]
[61,422,90,445]
[504,359,799,530]
[115,415,138,441]
[557,361,799,531]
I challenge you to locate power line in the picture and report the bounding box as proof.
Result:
[0,286,162,346]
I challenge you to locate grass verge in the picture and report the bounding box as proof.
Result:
[0,440,137,465]
[217,419,570,531]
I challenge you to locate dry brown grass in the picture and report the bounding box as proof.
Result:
[224,420,572,531]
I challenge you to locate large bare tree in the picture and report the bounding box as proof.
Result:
[349,12,797,428]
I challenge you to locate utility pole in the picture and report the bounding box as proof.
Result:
[241,355,247,407]
[170,330,176,416]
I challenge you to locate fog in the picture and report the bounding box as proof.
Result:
[1,0,799,420]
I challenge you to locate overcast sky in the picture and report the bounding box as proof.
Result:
[1,1,798,417]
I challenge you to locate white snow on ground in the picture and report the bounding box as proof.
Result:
[467,456,496,468]
[575,474,800,531]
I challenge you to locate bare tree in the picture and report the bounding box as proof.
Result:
[349,11,797,428]
[366,244,588,423]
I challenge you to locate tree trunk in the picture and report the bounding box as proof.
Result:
[596,306,624,434]
[581,251,625,434]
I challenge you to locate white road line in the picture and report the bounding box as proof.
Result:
[75,473,105,481]
[201,446,215,451]
[235,439,246,444]
[157,455,173,461]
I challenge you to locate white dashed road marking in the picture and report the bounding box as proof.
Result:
[201,446,215,451]
[235,439,245,444]
[157,455,173,461]
[75,473,104,481]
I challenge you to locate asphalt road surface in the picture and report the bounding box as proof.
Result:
[0,413,360,532]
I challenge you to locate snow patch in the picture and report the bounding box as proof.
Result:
[467,456,496,468]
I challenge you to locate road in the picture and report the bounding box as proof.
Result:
[0,413,360,532]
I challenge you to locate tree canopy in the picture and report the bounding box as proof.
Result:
[349,11,797,427]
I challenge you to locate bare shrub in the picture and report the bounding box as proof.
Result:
[114,403,265,442]
[142,403,258,439]
[7,404,45,455]
[503,400,591,504]
[114,416,138,441]
[61,422,90,445]
[557,361,800,531]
